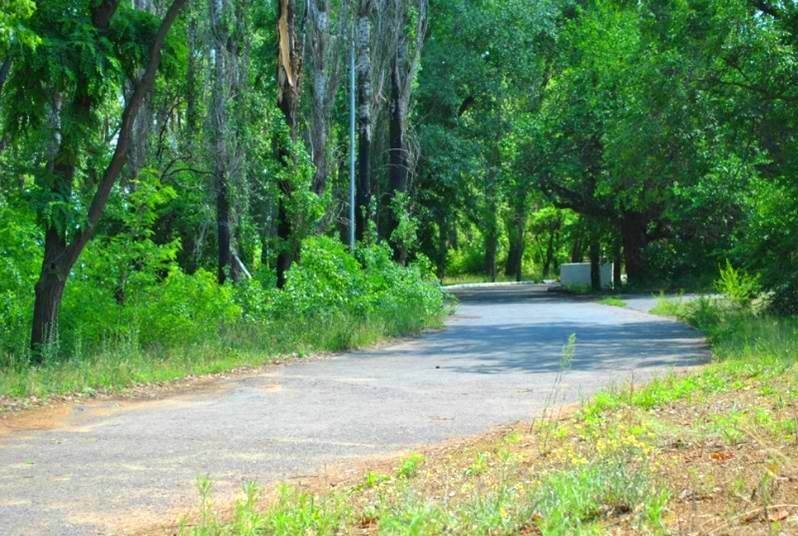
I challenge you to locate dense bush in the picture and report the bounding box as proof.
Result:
[268,236,445,332]
[0,229,446,383]
[0,203,40,360]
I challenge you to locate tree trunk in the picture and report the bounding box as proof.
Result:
[0,57,11,97]
[484,227,498,282]
[354,0,373,242]
[589,236,601,291]
[504,240,523,281]
[504,223,524,282]
[436,212,447,279]
[504,193,528,281]
[543,230,556,278]
[308,0,328,195]
[31,227,69,356]
[621,212,647,287]
[613,243,623,290]
[275,0,303,287]
[127,0,156,179]
[307,0,341,196]
[210,0,239,285]
[384,49,409,256]
[570,227,584,263]
[216,178,238,283]
[383,1,428,257]
[482,168,499,282]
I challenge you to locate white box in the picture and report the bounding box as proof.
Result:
[560,263,613,289]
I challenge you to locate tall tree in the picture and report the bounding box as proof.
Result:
[383,0,428,261]
[275,0,304,287]
[3,0,189,357]
[354,0,374,241]
[306,0,347,196]
[209,0,246,284]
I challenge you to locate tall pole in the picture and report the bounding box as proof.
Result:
[348,36,357,251]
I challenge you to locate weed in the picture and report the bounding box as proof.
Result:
[397,453,426,479]
[464,452,490,477]
[361,471,391,489]
[715,260,761,309]
[529,449,663,534]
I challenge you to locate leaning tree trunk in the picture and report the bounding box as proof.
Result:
[30,0,187,359]
[275,0,303,287]
[354,0,373,242]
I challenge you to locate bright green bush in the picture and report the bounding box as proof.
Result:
[134,269,243,348]
[0,203,40,361]
[275,236,367,318]
[715,260,761,309]
[269,236,445,332]
[0,229,446,396]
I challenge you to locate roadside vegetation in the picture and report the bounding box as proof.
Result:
[181,268,798,534]
[0,237,446,401]
[598,296,627,308]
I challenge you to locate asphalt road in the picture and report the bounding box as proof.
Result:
[0,285,708,535]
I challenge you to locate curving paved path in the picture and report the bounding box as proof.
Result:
[0,285,707,535]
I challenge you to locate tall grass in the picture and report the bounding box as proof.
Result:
[0,305,444,399]
[0,237,448,400]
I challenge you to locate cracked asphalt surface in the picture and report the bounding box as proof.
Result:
[0,285,707,535]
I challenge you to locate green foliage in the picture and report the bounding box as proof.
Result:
[715,261,761,309]
[271,236,444,336]
[0,0,39,55]
[0,201,40,358]
[389,192,420,259]
[396,453,426,479]
[598,296,626,308]
[530,450,664,534]
[0,232,446,398]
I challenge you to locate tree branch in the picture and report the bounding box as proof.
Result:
[750,0,783,19]
[66,0,189,266]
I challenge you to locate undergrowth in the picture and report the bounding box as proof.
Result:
[0,237,448,400]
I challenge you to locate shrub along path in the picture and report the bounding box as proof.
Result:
[0,285,706,535]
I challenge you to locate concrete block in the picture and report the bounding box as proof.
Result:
[560,263,613,289]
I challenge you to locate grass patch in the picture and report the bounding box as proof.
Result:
[0,307,446,404]
[180,295,798,535]
[598,296,626,308]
